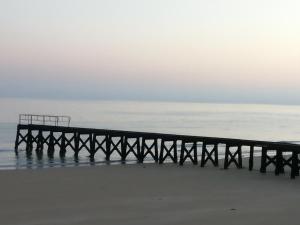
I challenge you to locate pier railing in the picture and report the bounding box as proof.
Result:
[14,124,300,179]
[19,114,71,127]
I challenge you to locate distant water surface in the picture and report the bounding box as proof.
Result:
[1,98,300,169]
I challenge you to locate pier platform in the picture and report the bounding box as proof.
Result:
[14,122,300,179]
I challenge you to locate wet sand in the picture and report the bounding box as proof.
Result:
[0,159,299,225]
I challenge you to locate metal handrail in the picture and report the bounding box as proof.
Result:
[19,114,71,127]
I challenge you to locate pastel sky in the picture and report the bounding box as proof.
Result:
[0,0,300,104]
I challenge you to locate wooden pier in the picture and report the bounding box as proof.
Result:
[14,123,300,179]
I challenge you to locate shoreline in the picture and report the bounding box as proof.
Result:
[0,147,265,171]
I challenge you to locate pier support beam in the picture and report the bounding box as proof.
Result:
[14,126,21,155]
[108,136,123,160]
[65,133,76,156]
[179,140,198,165]
[140,138,159,163]
[260,148,282,174]
[77,133,92,158]
[159,139,177,164]
[122,137,140,161]
[201,142,218,167]
[94,134,110,160]
[15,128,29,155]
[224,144,242,169]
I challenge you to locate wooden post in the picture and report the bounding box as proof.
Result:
[159,139,164,164]
[249,145,254,171]
[74,132,80,158]
[295,152,300,177]
[136,137,142,162]
[47,131,54,158]
[238,145,242,168]
[14,126,20,155]
[89,133,96,159]
[36,130,44,160]
[60,132,66,158]
[215,145,219,167]
[260,147,267,173]
[121,136,127,161]
[174,141,178,163]
[36,130,44,154]
[140,138,146,163]
[179,141,184,165]
[105,135,111,161]
[26,128,33,156]
[154,139,159,163]
[275,150,284,175]
[224,144,229,169]
[291,151,298,179]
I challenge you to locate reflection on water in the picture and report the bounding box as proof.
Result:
[0,144,269,170]
[6,149,139,170]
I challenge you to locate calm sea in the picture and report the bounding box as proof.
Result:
[1,98,300,169]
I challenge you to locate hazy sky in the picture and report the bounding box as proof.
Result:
[0,0,299,104]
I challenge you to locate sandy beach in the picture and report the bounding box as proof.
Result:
[0,160,299,225]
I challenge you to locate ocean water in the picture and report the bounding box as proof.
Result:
[1,98,300,169]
